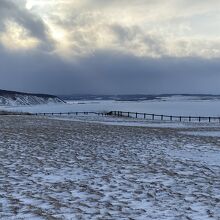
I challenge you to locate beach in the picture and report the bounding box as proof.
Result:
[0,115,220,219]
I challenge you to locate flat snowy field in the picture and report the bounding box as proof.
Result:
[1,114,220,219]
[2,98,220,117]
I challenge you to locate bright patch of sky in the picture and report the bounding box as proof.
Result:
[0,0,219,58]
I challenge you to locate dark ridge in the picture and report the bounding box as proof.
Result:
[58,94,220,101]
[0,89,59,99]
[0,89,65,106]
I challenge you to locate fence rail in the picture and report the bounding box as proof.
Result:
[108,111,220,123]
[35,112,108,116]
[2,110,220,123]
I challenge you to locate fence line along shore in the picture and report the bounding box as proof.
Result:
[34,111,220,123]
[108,111,220,123]
[1,110,220,123]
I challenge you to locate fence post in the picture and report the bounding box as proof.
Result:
[209,117,211,123]
[152,114,155,120]
[170,116,172,121]
[136,113,138,118]
[199,117,201,122]
[144,113,146,119]
[180,116,182,122]
[128,112,130,117]
[189,116,191,122]
[161,115,163,120]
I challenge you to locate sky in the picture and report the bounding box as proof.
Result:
[1,0,220,95]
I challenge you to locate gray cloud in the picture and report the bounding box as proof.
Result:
[75,51,220,94]
[0,0,220,95]
[32,0,220,58]
[0,0,53,50]
[0,46,220,95]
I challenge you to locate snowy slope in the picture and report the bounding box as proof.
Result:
[0,89,64,106]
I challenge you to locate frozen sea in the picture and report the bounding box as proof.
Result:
[1,96,220,117]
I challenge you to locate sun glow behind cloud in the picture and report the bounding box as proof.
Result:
[0,20,39,50]
[2,0,220,58]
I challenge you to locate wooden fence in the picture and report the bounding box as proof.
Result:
[2,110,220,123]
[34,112,108,116]
[107,111,220,123]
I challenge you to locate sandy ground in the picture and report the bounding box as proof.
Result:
[0,115,220,219]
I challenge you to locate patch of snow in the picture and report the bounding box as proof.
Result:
[180,131,220,137]
[0,94,63,107]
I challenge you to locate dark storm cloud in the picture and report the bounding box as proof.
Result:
[0,45,220,95]
[74,51,220,94]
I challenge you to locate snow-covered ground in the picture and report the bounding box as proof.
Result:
[181,131,220,137]
[1,97,220,219]
[1,114,220,219]
[50,114,220,128]
[1,98,220,117]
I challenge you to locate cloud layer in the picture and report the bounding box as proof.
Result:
[21,0,220,58]
[0,0,220,94]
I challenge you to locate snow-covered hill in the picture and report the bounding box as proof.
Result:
[0,89,64,106]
